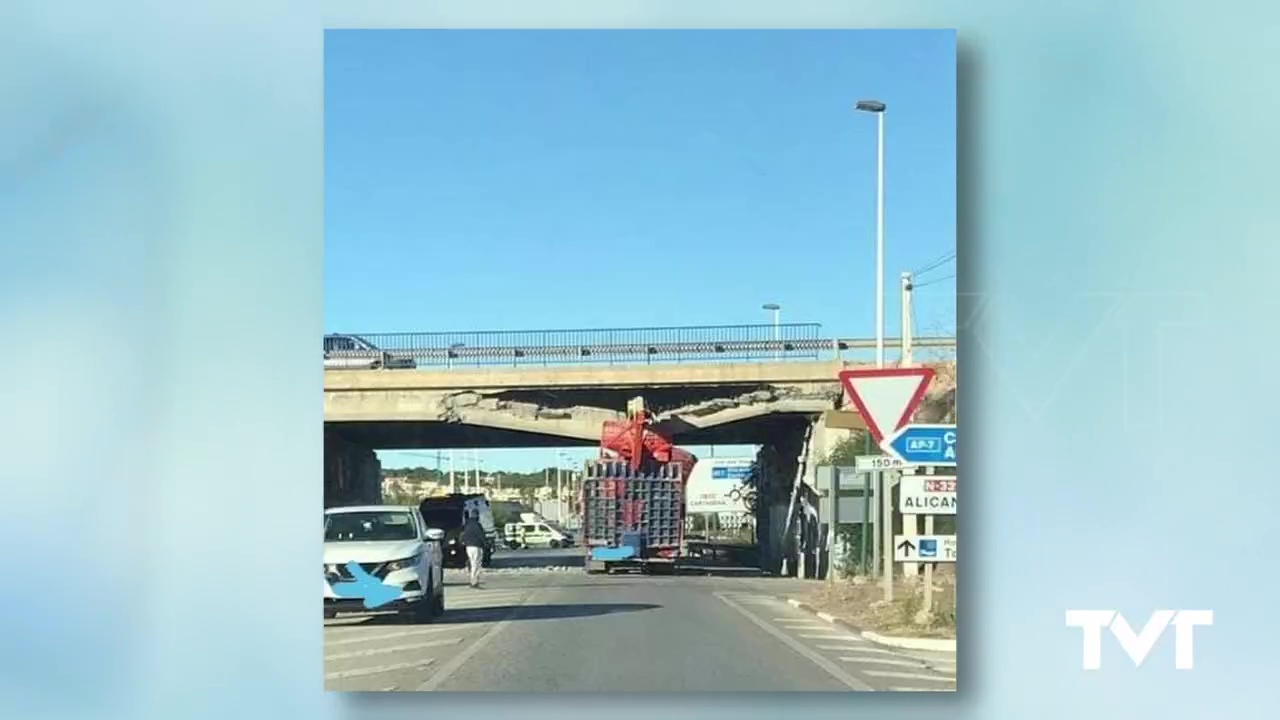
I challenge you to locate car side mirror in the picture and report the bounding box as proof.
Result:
[424,528,445,542]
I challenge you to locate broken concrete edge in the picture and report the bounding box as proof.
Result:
[783,597,957,653]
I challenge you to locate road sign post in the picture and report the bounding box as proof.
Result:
[923,514,935,615]
[838,367,935,595]
[882,470,896,601]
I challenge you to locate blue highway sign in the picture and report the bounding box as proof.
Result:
[711,466,752,480]
[882,424,956,467]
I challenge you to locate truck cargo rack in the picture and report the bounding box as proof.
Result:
[581,460,685,575]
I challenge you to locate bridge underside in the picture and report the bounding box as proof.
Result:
[325,413,813,450]
[324,383,838,443]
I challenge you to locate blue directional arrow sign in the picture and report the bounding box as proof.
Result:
[329,562,403,609]
[881,424,957,467]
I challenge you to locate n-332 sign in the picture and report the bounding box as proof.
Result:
[897,476,956,514]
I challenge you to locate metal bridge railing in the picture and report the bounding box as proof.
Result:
[322,323,956,369]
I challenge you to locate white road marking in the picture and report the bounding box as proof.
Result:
[325,658,435,680]
[889,686,954,692]
[863,669,955,682]
[325,637,463,661]
[324,625,465,646]
[799,633,863,641]
[838,656,924,668]
[715,592,874,692]
[448,597,524,608]
[415,585,544,691]
[817,644,895,654]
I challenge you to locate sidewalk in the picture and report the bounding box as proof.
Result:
[782,573,957,658]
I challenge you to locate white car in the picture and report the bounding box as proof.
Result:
[323,334,416,371]
[323,505,445,622]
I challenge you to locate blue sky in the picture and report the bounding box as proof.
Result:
[323,30,956,471]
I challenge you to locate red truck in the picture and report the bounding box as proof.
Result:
[581,400,698,574]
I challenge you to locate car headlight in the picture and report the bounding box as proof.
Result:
[384,551,422,573]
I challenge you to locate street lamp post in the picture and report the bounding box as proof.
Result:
[855,99,886,368]
[762,303,781,360]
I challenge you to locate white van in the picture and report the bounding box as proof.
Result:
[505,520,574,549]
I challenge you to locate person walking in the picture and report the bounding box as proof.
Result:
[460,510,487,588]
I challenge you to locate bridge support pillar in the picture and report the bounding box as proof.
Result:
[752,420,812,576]
[324,432,382,508]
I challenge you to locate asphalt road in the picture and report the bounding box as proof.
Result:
[324,549,957,692]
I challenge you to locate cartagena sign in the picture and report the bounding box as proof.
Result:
[685,457,754,514]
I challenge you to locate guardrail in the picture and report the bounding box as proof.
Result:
[323,323,956,369]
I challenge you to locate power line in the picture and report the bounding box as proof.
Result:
[914,272,955,289]
[913,252,955,278]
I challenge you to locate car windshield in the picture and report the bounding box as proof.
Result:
[420,506,464,531]
[324,511,417,542]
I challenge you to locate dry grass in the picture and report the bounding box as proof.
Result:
[802,568,957,639]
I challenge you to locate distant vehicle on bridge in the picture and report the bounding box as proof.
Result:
[324,334,416,370]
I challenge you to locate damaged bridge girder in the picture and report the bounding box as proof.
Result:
[324,384,844,444]
[324,388,620,442]
[322,360,957,445]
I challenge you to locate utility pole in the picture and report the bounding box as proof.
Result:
[900,271,919,578]
[448,449,456,493]
[471,448,480,493]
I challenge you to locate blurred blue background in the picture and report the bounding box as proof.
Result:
[3,1,1278,718]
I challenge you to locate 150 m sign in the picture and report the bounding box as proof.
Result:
[897,476,956,514]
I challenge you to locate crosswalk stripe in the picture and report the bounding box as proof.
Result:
[817,645,894,654]
[324,625,466,646]
[838,656,923,668]
[325,637,462,661]
[863,669,955,682]
[889,686,954,692]
[799,633,862,640]
[325,658,435,680]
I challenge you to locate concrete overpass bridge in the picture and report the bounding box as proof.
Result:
[325,359,925,447]
[325,326,953,510]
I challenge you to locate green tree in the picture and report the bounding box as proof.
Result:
[824,430,878,466]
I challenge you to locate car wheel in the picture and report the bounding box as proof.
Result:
[431,587,445,617]
[549,540,560,549]
[324,607,337,620]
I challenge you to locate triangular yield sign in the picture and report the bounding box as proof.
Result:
[837,367,935,444]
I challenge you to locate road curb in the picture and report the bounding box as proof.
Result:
[860,630,956,653]
[784,597,957,653]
